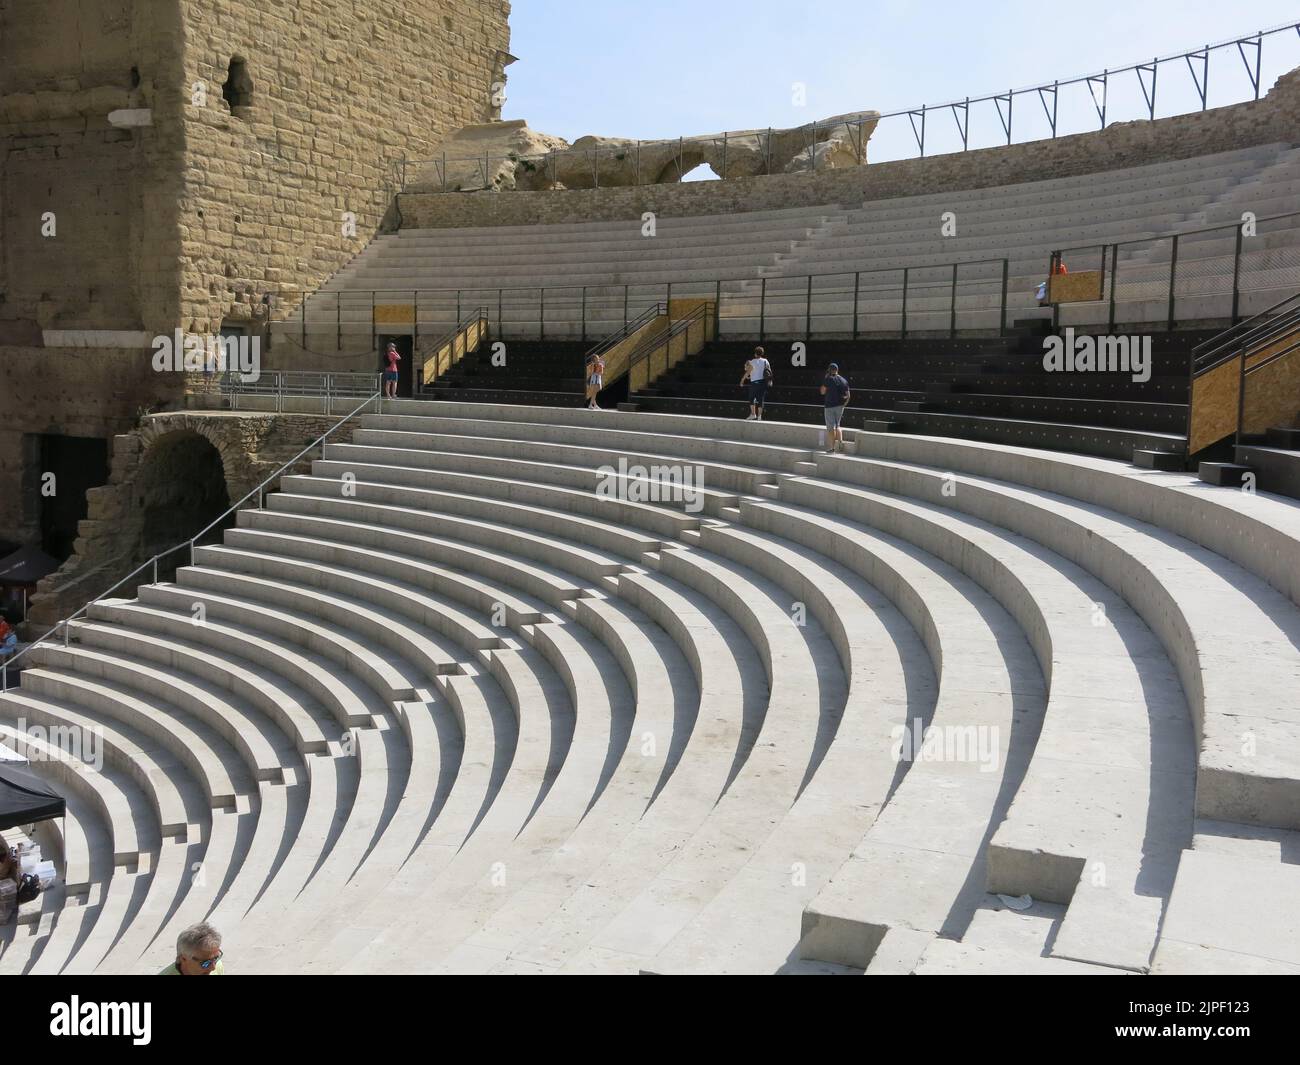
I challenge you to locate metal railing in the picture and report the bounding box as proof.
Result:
[400,21,1299,181]
[279,254,1016,348]
[583,303,665,364]
[1185,290,1300,452]
[420,307,490,387]
[215,370,381,412]
[1,392,382,693]
[627,302,716,391]
[881,21,1300,156]
[1049,208,1300,331]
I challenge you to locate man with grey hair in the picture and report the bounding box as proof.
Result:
[159,921,225,975]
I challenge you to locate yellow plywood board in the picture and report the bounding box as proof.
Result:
[1048,271,1104,304]
[1189,356,1241,453]
[374,304,415,325]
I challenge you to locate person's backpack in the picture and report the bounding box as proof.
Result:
[16,874,41,905]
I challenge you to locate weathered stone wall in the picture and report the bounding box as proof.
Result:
[178,0,512,335]
[0,0,511,547]
[0,343,182,546]
[0,0,187,334]
[25,410,355,630]
[396,67,1300,230]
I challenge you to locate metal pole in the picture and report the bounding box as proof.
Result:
[715,279,722,337]
[806,275,813,337]
[623,285,629,330]
[1231,226,1243,323]
[901,268,909,339]
[950,262,959,337]
[413,291,418,356]
[539,287,545,342]
[581,286,587,344]
[1108,244,1119,332]
[336,294,341,350]
[1167,233,1180,331]
[301,295,307,349]
[370,291,375,349]
[853,272,861,340]
[760,277,767,342]
[1000,259,1009,334]
[721,132,728,180]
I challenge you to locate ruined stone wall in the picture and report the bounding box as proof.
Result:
[0,0,187,334]
[0,0,511,547]
[25,410,354,630]
[397,67,1300,230]
[178,0,512,335]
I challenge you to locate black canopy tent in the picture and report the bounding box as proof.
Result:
[0,762,64,830]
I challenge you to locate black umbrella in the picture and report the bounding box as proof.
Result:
[0,762,65,830]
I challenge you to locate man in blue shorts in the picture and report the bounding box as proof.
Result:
[820,362,851,452]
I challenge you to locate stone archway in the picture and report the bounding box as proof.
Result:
[653,148,708,184]
[132,429,232,564]
[26,410,345,632]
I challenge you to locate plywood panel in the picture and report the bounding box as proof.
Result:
[1189,356,1241,453]
[1049,271,1104,304]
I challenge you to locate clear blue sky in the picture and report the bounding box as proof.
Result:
[505,1,1300,163]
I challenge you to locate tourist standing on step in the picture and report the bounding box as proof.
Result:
[585,352,606,410]
[820,362,851,452]
[742,346,772,420]
[383,342,401,400]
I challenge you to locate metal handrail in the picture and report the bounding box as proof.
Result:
[584,303,665,364]
[625,302,714,387]
[1191,292,1300,376]
[420,307,489,387]
[1,392,382,692]
[1054,208,1300,264]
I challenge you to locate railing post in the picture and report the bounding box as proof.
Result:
[715,280,722,337]
[336,294,341,351]
[1000,259,1009,334]
[370,291,376,350]
[1103,243,1117,332]
[301,295,307,350]
[901,267,909,339]
[623,285,629,330]
[498,288,503,336]
[539,287,545,342]
[1231,226,1243,324]
[581,286,587,344]
[1167,233,1180,331]
[760,277,767,342]
[153,556,158,585]
[852,271,861,340]
[806,275,813,338]
[950,262,959,338]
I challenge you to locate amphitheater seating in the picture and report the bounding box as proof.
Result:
[270,142,1300,356]
[3,400,1300,973]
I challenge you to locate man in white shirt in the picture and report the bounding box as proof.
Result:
[741,346,772,421]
